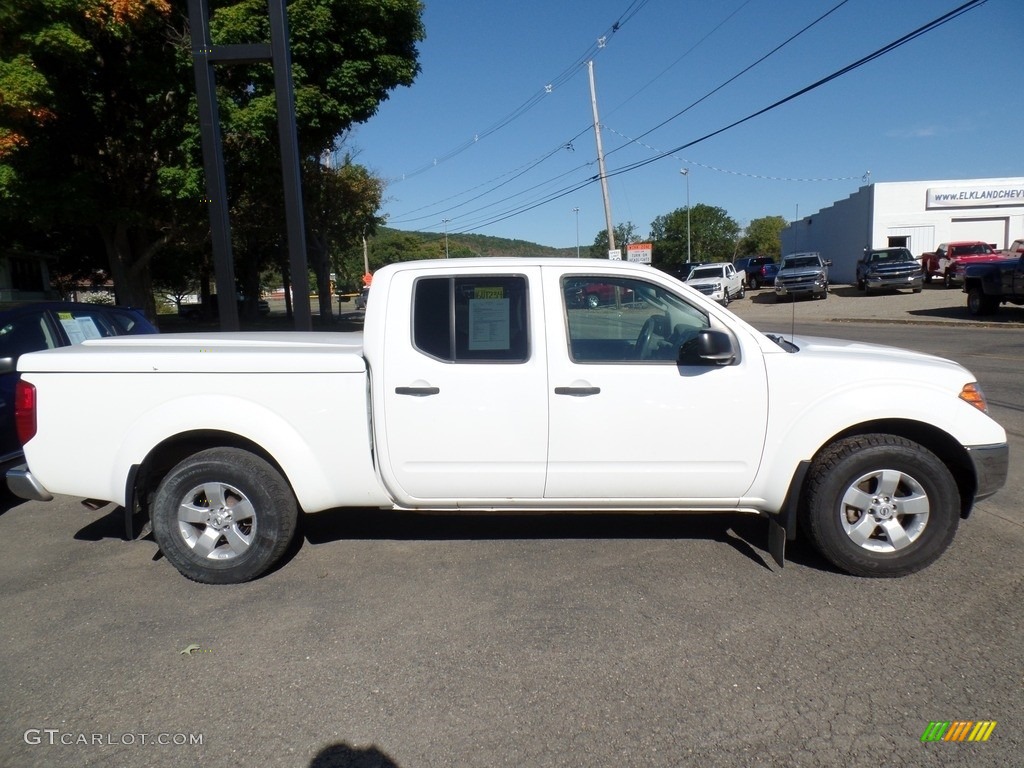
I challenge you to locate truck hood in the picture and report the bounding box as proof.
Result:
[864,261,918,274]
[782,333,965,375]
[685,276,725,287]
[17,332,367,374]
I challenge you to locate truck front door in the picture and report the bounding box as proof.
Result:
[543,270,768,504]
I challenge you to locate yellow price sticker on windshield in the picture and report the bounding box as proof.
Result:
[58,312,73,319]
[474,287,504,299]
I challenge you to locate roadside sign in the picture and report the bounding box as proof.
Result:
[608,249,622,260]
[627,243,652,263]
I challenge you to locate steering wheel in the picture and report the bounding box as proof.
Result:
[635,316,659,359]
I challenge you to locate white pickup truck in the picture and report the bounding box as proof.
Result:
[7,258,1008,584]
[684,262,745,305]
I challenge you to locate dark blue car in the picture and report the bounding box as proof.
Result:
[0,302,158,471]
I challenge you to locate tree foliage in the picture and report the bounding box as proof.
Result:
[588,222,639,258]
[0,0,424,318]
[650,204,739,265]
[740,215,787,259]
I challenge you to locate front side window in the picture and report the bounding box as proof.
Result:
[562,276,709,363]
[413,275,529,363]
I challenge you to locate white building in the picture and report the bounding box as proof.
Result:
[781,177,1024,284]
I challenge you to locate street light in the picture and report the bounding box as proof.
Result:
[442,218,450,258]
[572,207,580,257]
[680,168,691,263]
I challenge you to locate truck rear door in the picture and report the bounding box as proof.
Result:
[376,266,549,503]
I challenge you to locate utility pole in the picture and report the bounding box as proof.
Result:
[588,61,615,256]
[442,219,450,258]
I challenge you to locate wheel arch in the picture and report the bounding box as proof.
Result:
[128,431,293,531]
[814,419,976,518]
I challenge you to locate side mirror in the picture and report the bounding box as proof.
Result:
[823,259,833,267]
[678,330,736,366]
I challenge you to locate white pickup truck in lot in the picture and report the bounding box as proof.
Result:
[8,258,1008,584]
[685,262,745,305]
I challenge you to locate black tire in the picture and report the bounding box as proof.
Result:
[802,435,959,577]
[943,271,953,289]
[749,277,760,290]
[966,286,998,316]
[856,278,865,291]
[151,447,298,584]
[738,285,746,299]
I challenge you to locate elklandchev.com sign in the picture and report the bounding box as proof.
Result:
[927,183,1024,208]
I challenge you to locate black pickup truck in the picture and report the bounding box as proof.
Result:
[962,254,1024,316]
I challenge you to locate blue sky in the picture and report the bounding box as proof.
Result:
[350,0,1024,250]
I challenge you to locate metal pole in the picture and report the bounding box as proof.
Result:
[188,0,240,330]
[681,169,691,263]
[588,62,615,255]
[267,0,311,331]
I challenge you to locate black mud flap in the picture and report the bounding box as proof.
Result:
[123,464,144,541]
[768,460,810,569]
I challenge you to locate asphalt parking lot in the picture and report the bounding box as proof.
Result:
[1,284,1021,768]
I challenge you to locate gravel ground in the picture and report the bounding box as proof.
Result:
[727,282,1024,328]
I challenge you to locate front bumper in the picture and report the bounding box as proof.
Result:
[866,273,923,290]
[967,443,1009,501]
[6,464,54,502]
[775,282,826,297]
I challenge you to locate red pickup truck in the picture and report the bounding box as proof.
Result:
[921,241,1002,288]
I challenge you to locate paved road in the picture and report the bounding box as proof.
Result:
[1,309,1021,768]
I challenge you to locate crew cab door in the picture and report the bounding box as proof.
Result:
[376,267,548,503]
[543,269,768,503]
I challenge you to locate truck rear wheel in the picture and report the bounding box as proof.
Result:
[966,286,998,316]
[802,435,959,577]
[151,447,298,584]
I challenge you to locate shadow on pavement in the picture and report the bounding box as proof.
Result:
[303,507,792,573]
[309,742,400,768]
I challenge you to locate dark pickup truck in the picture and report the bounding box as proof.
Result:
[962,254,1024,316]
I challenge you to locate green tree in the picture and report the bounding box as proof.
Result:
[0,0,424,319]
[740,215,787,259]
[588,222,640,258]
[650,204,739,266]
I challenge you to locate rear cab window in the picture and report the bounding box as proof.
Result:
[412,275,529,363]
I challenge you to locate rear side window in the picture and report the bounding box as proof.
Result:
[0,311,59,360]
[412,275,529,363]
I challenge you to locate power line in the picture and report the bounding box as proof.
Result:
[456,0,988,233]
[390,0,853,230]
[603,125,865,182]
[386,0,653,183]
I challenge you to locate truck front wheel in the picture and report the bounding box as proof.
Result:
[151,448,298,584]
[802,435,959,577]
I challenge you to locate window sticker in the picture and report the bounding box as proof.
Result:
[474,287,504,300]
[59,315,103,345]
[468,298,510,350]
